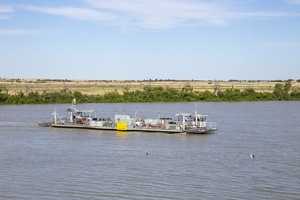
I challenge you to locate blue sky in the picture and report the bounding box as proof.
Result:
[1,0,300,80]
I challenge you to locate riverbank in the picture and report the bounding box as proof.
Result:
[1,78,299,95]
[1,79,300,104]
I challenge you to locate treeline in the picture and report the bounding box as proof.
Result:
[0,82,300,104]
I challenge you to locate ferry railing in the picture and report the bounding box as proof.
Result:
[206,122,217,130]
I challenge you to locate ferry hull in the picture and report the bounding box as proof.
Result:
[51,124,184,134]
[185,128,218,134]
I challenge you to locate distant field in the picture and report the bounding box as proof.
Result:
[1,79,299,95]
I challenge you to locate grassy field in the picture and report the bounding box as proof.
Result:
[1,79,299,95]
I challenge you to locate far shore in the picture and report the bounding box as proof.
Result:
[0,78,299,95]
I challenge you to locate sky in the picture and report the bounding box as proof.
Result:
[1,0,300,80]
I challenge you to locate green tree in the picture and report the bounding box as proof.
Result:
[0,92,8,103]
[102,90,123,102]
[196,91,216,101]
[180,83,196,101]
[218,89,241,101]
[273,82,291,100]
[290,87,300,99]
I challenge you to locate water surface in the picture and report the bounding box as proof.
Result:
[0,102,299,199]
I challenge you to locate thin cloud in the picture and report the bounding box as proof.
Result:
[18,0,298,30]
[84,0,296,29]
[261,41,299,49]
[22,5,118,21]
[285,0,300,4]
[83,0,232,28]
[0,16,10,20]
[0,5,13,13]
[0,5,14,20]
[0,29,35,36]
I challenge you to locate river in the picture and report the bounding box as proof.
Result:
[0,102,299,199]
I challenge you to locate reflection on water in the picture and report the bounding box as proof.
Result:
[116,131,128,137]
[0,102,300,199]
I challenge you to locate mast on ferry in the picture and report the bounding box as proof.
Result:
[69,98,76,123]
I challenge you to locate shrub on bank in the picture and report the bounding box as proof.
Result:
[0,82,299,104]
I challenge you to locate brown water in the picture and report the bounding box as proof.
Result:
[0,102,299,199]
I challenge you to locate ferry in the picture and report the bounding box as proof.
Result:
[39,99,217,134]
